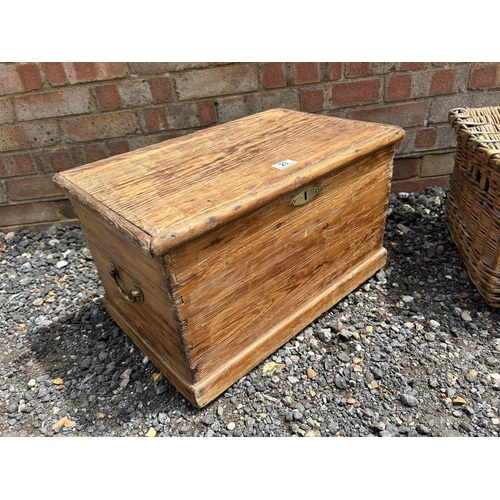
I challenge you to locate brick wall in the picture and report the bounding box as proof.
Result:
[1,62,500,231]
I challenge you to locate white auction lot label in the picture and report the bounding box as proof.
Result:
[272,159,297,170]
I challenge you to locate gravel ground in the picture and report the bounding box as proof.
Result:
[2,186,500,438]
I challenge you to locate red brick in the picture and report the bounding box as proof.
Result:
[386,74,411,101]
[216,90,298,123]
[166,103,205,129]
[103,62,127,80]
[42,63,68,86]
[82,144,108,164]
[345,62,371,78]
[414,67,468,100]
[196,101,216,126]
[0,98,14,124]
[0,65,23,96]
[415,127,437,150]
[0,121,61,152]
[348,101,428,128]
[0,153,38,177]
[62,144,108,168]
[300,88,324,112]
[68,62,127,84]
[156,132,182,142]
[392,158,419,180]
[31,152,47,174]
[0,63,43,96]
[13,87,90,121]
[175,65,259,100]
[260,63,286,89]
[331,79,381,107]
[391,175,449,194]
[117,80,153,107]
[0,201,61,227]
[55,147,83,169]
[94,84,122,111]
[108,140,130,156]
[43,149,75,172]
[430,68,455,95]
[43,63,127,86]
[329,63,342,80]
[72,62,98,82]
[146,77,174,104]
[129,63,171,74]
[294,63,320,84]
[6,174,62,201]
[391,178,425,193]
[138,107,168,133]
[469,63,498,90]
[16,63,43,92]
[60,111,139,142]
[399,62,426,70]
[129,62,210,74]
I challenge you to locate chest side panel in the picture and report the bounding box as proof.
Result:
[73,204,193,381]
[167,146,394,381]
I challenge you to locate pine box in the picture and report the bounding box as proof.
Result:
[53,109,404,407]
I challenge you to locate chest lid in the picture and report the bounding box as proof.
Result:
[53,108,404,256]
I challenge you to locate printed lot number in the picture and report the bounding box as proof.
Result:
[272,159,297,170]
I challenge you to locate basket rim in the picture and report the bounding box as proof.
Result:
[449,106,500,169]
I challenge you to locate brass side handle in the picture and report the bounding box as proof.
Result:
[108,263,144,302]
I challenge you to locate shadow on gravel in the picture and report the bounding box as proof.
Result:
[382,191,500,337]
[12,188,500,437]
[27,295,197,435]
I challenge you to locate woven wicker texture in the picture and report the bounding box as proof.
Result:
[447,106,500,307]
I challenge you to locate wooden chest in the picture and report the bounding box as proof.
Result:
[53,109,404,408]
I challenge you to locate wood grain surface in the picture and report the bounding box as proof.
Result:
[53,108,404,256]
[167,146,394,383]
[73,203,193,381]
[52,109,404,407]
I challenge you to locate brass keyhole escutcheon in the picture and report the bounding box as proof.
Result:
[109,263,144,302]
[289,186,321,206]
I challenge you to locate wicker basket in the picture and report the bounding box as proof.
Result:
[447,106,500,307]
